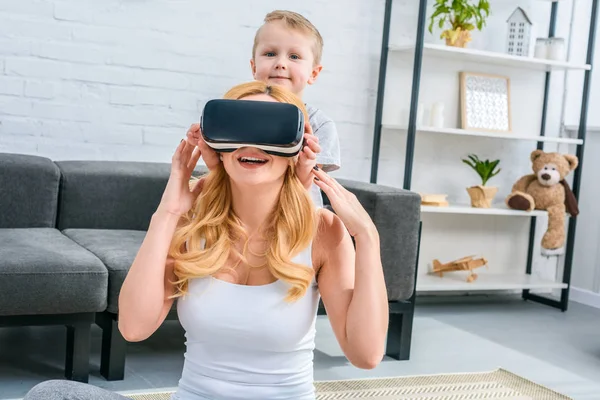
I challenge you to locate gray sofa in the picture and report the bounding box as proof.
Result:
[0,151,421,383]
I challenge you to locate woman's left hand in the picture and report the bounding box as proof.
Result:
[312,167,377,238]
[296,121,321,190]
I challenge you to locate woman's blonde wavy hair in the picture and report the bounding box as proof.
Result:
[168,81,317,302]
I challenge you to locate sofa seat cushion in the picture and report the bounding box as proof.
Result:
[0,228,108,316]
[62,229,147,314]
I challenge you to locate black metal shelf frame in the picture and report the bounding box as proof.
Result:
[369,0,598,311]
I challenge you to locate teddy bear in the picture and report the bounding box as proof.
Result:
[505,149,579,256]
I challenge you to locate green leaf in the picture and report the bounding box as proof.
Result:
[462,154,500,185]
[430,8,446,20]
[429,3,453,33]
[461,159,476,169]
[430,0,491,32]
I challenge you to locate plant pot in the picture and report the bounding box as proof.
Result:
[466,185,498,208]
[443,29,472,48]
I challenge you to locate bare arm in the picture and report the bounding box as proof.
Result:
[118,137,203,342]
[117,209,179,342]
[315,210,388,369]
[311,167,388,368]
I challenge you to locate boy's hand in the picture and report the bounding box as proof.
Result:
[185,123,220,170]
[296,121,321,190]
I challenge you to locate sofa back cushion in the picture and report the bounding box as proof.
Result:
[0,152,60,228]
[56,161,205,231]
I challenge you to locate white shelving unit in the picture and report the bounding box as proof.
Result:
[369,1,593,303]
[389,43,591,72]
[420,204,547,218]
[382,125,583,145]
[418,273,568,292]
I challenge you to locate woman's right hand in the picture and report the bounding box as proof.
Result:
[157,138,205,217]
[185,123,220,170]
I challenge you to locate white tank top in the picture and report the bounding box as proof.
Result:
[173,242,320,400]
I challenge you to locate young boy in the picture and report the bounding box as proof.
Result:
[250,10,341,207]
[188,10,340,208]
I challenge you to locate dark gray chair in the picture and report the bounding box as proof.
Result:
[0,153,108,383]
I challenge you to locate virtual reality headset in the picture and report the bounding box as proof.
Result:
[200,99,305,157]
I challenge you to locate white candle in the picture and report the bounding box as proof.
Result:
[534,38,548,59]
[547,37,565,61]
[430,102,445,128]
[416,102,424,126]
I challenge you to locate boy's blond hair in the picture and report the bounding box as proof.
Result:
[252,10,324,65]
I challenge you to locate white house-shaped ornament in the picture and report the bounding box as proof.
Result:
[506,7,533,57]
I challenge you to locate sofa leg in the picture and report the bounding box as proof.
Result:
[97,312,127,381]
[65,323,91,383]
[385,308,414,361]
[100,317,126,381]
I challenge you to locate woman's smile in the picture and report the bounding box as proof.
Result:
[235,148,271,170]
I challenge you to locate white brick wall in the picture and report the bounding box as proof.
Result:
[2,1,596,186]
[0,0,385,182]
[3,0,600,299]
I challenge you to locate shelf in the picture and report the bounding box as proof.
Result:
[417,272,568,292]
[382,125,584,145]
[564,124,600,133]
[389,43,591,72]
[421,204,546,217]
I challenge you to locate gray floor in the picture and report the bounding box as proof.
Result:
[1,295,600,400]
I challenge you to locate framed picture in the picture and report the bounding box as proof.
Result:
[460,72,512,132]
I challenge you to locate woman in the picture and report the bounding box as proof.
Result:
[24,81,389,400]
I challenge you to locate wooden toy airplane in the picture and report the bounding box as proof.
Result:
[432,255,488,283]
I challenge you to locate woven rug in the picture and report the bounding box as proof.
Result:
[123,368,572,399]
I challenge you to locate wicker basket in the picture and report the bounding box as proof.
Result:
[444,29,471,48]
[466,185,498,208]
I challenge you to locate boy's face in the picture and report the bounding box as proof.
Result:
[251,20,322,97]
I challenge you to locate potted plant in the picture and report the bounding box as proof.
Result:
[428,0,491,48]
[462,154,500,208]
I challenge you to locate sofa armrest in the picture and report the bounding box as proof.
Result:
[332,179,421,302]
[0,152,60,228]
